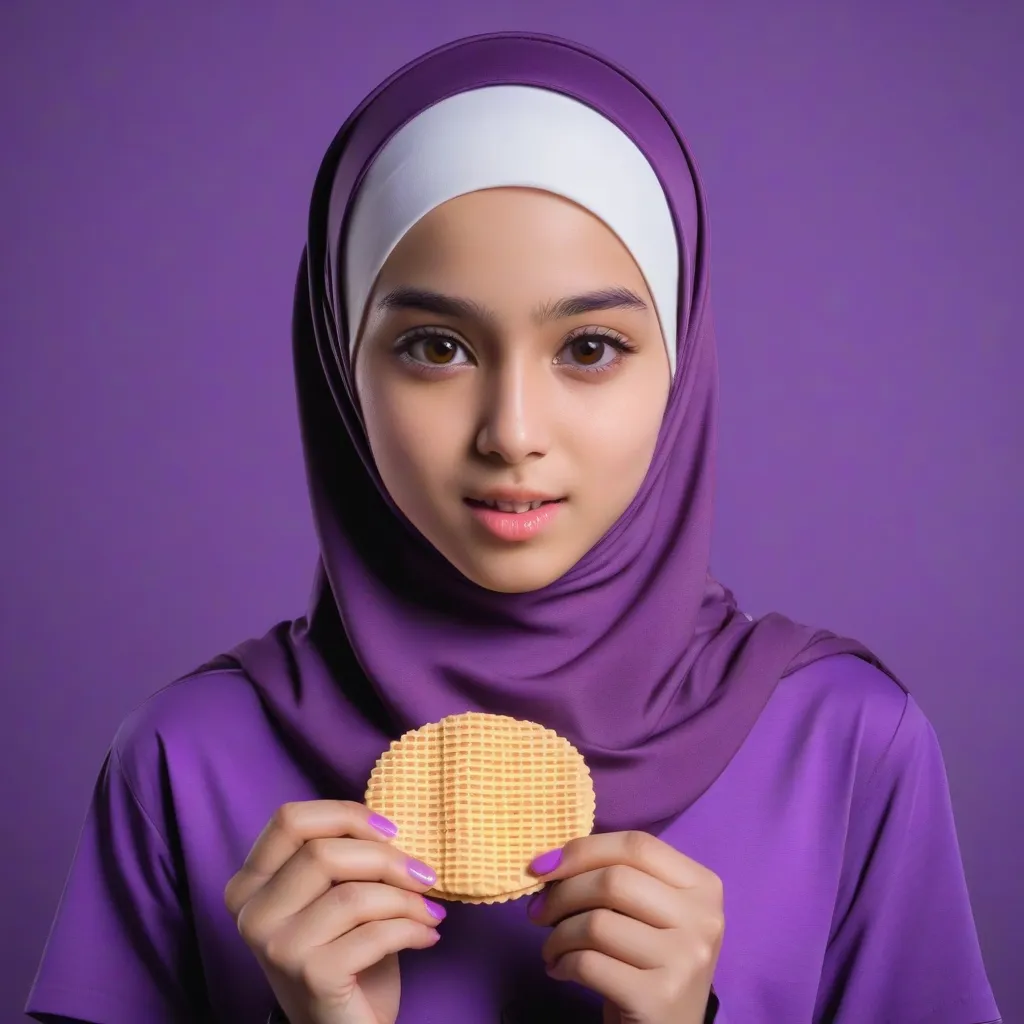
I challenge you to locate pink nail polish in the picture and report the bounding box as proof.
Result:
[368,813,398,837]
[423,897,447,920]
[529,848,563,875]
[406,858,437,886]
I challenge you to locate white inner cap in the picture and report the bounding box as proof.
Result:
[340,85,679,373]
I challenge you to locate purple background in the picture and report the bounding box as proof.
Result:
[2,3,1020,1020]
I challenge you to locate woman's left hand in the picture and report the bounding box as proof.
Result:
[526,831,724,1024]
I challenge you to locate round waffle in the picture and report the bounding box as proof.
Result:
[365,712,595,904]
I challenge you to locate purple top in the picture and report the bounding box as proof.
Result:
[26,654,1000,1023]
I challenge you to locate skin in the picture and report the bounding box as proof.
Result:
[226,189,722,1024]
[225,802,442,1024]
[353,186,671,594]
[526,834,724,1024]
[225,804,723,1024]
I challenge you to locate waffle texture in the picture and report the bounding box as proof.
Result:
[365,712,595,903]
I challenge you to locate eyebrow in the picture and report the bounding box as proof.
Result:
[374,285,648,325]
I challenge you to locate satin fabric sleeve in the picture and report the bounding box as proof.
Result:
[24,745,207,1024]
[813,694,1001,1023]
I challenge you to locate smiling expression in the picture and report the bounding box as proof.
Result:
[353,187,672,594]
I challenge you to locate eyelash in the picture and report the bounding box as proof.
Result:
[394,326,639,375]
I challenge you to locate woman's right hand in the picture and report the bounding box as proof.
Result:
[224,800,445,1024]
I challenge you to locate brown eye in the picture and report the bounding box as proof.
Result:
[556,330,634,372]
[400,331,470,369]
[568,336,605,366]
[422,336,458,364]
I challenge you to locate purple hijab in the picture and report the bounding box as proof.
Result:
[203,32,896,833]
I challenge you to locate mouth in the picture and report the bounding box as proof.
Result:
[462,494,567,542]
[463,496,566,514]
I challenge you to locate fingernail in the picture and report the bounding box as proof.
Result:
[368,813,398,837]
[529,848,563,875]
[406,858,437,886]
[423,897,447,920]
[526,890,546,921]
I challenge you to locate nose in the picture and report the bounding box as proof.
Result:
[474,357,552,465]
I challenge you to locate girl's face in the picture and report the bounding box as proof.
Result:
[354,187,671,593]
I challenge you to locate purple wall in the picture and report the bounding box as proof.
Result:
[2,3,1020,1020]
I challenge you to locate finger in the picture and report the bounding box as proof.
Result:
[529,831,704,890]
[301,918,441,986]
[542,908,665,971]
[225,801,397,914]
[545,946,642,1008]
[237,837,438,939]
[265,882,447,964]
[528,864,680,929]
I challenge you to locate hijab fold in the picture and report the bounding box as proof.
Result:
[194,32,899,833]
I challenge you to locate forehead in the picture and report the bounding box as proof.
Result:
[376,188,651,292]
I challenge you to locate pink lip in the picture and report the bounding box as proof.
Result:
[465,499,564,542]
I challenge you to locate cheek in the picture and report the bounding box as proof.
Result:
[362,384,461,497]
[573,385,665,502]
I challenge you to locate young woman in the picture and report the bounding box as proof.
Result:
[27,32,1001,1024]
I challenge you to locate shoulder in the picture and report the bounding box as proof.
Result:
[776,654,937,801]
[779,653,910,738]
[113,664,263,758]
[110,665,266,809]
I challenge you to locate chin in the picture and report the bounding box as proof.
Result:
[475,575,555,595]
[451,549,575,594]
